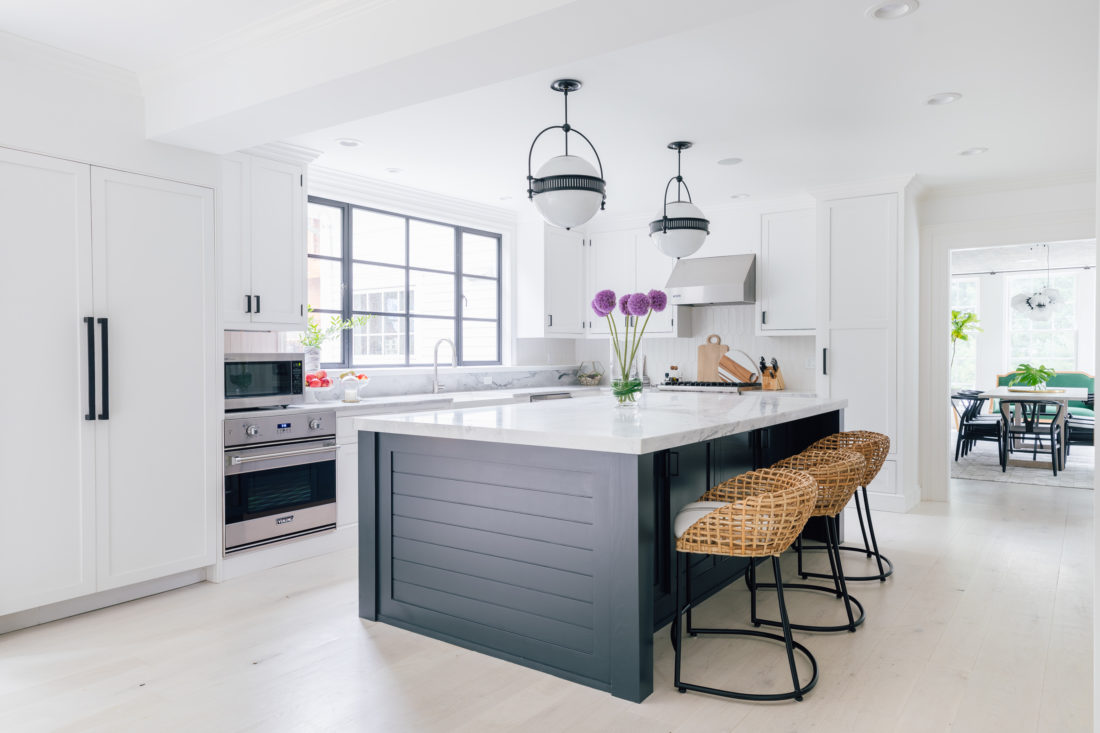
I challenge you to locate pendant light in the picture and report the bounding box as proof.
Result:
[649,141,709,258]
[1010,243,1060,321]
[526,79,606,230]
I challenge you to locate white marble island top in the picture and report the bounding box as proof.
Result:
[354,391,847,455]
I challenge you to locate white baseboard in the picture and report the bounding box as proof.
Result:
[208,523,358,583]
[867,490,918,513]
[0,569,206,635]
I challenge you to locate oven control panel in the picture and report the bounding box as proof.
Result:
[224,409,335,447]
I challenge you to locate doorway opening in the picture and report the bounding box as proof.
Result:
[947,239,1095,489]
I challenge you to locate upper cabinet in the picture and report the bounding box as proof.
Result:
[587,229,681,336]
[221,153,307,331]
[516,218,586,337]
[758,208,816,334]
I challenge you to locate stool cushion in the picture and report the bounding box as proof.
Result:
[674,501,731,539]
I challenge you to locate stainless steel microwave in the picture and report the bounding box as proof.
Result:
[224,353,304,410]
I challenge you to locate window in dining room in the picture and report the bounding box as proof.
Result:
[1005,272,1077,370]
[950,276,980,389]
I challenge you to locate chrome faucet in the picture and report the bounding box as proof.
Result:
[433,338,457,393]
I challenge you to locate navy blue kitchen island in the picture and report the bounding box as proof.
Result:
[356,391,845,702]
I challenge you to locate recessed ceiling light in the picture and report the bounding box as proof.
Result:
[867,1,919,20]
[926,92,962,106]
[384,167,402,174]
[959,147,988,156]
[717,157,743,166]
[730,193,750,200]
[335,138,361,148]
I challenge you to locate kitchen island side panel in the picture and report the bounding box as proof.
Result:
[372,434,643,696]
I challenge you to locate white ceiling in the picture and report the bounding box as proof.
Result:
[0,0,306,72]
[286,0,1099,212]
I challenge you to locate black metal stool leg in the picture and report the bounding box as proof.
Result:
[854,492,872,558]
[859,485,888,581]
[772,556,804,701]
[673,552,684,691]
[799,488,895,582]
[827,515,857,632]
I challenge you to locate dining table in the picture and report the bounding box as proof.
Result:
[978,386,1089,470]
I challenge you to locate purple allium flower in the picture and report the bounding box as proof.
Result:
[619,293,631,316]
[592,289,616,317]
[648,289,668,313]
[627,292,652,317]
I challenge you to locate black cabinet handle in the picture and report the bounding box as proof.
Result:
[254,295,261,314]
[822,347,828,376]
[546,314,552,327]
[97,317,109,420]
[245,294,252,313]
[84,317,96,421]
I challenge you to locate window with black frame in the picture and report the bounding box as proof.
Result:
[305,197,502,368]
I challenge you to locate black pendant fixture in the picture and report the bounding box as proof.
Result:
[649,141,709,258]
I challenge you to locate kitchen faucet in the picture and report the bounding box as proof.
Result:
[433,338,457,393]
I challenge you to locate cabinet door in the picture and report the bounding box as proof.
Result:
[337,443,359,528]
[634,237,675,334]
[220,155,253,329]
[248,157,306,329]
[587,229,636,335]
[0,149,96,614]
[818,194,897,450]
[91,168,218,590]
[760,209,815,332]
[544,226,585,335]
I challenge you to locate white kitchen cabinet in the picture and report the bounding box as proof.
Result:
[337,442,359,528]
[587,229,679,336]
[817,190,908,509]
[543,225,587,335]
[0,148,217,615]
[92,168,218,590]
[0,148,96,615]
[221,153,306,331]
[634,236,677,334]
[758,209,816,334]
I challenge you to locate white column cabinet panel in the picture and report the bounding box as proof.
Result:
[221,154,306,331]
[0,149,96,615]
[544,226,586,335]
[759,209,815,333]
[92,168,218,591]
[336,443,359,528]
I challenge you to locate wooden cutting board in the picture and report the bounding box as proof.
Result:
[697,334,729,382]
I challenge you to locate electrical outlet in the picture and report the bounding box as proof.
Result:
[482,376,493,385]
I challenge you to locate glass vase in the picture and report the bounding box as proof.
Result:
[611,360,643,407]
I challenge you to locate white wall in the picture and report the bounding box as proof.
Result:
[917,177,1097,503]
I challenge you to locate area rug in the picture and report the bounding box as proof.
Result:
[950,437,1094,489]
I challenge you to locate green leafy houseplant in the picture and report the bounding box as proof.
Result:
[300,306,369,349]
[949,310,982,367]
[1009,363,1056,390]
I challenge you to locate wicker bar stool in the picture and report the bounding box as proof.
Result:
[672,468,819,702]
[800,431,893,582]
[733,449,866,634]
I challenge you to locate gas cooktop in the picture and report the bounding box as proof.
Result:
[656,381,762,394]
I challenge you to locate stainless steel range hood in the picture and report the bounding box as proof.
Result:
[664,254,756,306]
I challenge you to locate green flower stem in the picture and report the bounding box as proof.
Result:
[606,314,625,376]
[627,311,651,373]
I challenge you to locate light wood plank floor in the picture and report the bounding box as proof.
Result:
[0,478,1091,733]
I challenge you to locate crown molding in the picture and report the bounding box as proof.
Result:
[309,166,517,230]
[0,30,141,96]
[809,174,917,201]
[246,141,324,166]
[920,169,1096,201]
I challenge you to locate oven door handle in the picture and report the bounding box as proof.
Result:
[229,444,338,466]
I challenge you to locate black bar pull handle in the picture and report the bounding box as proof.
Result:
[245,294,252,313]
[84,316,96,421]
[97,317,109,420]
[822,347,828,376]
[254,294,261,314]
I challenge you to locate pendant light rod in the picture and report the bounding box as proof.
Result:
[661,141,696,218]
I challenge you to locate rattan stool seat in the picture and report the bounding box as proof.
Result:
[801,431,895,582]
[671,468,819,702]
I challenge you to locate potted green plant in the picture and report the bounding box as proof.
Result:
[300,306,369,374]
[949,309,982,367]
[1009,363,1056,391]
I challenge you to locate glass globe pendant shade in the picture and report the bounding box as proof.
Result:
[1010,293,1031,312]
[650,201,709,259]
[531,155,605,230]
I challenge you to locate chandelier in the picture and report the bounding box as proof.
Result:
[649,141,709,258]
[1010,243,1060,321]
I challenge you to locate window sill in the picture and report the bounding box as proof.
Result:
[323,363,577,377]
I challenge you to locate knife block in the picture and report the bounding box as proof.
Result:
[761,366,785,391]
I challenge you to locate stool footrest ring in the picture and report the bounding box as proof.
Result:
[751,582,866,633]
[798,544,895,582]
[675,628,819,702]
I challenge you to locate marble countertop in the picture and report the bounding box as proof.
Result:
[354,391,847,454]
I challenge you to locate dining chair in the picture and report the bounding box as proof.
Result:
[999,400,1065,476]
[952,393,1002,462]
